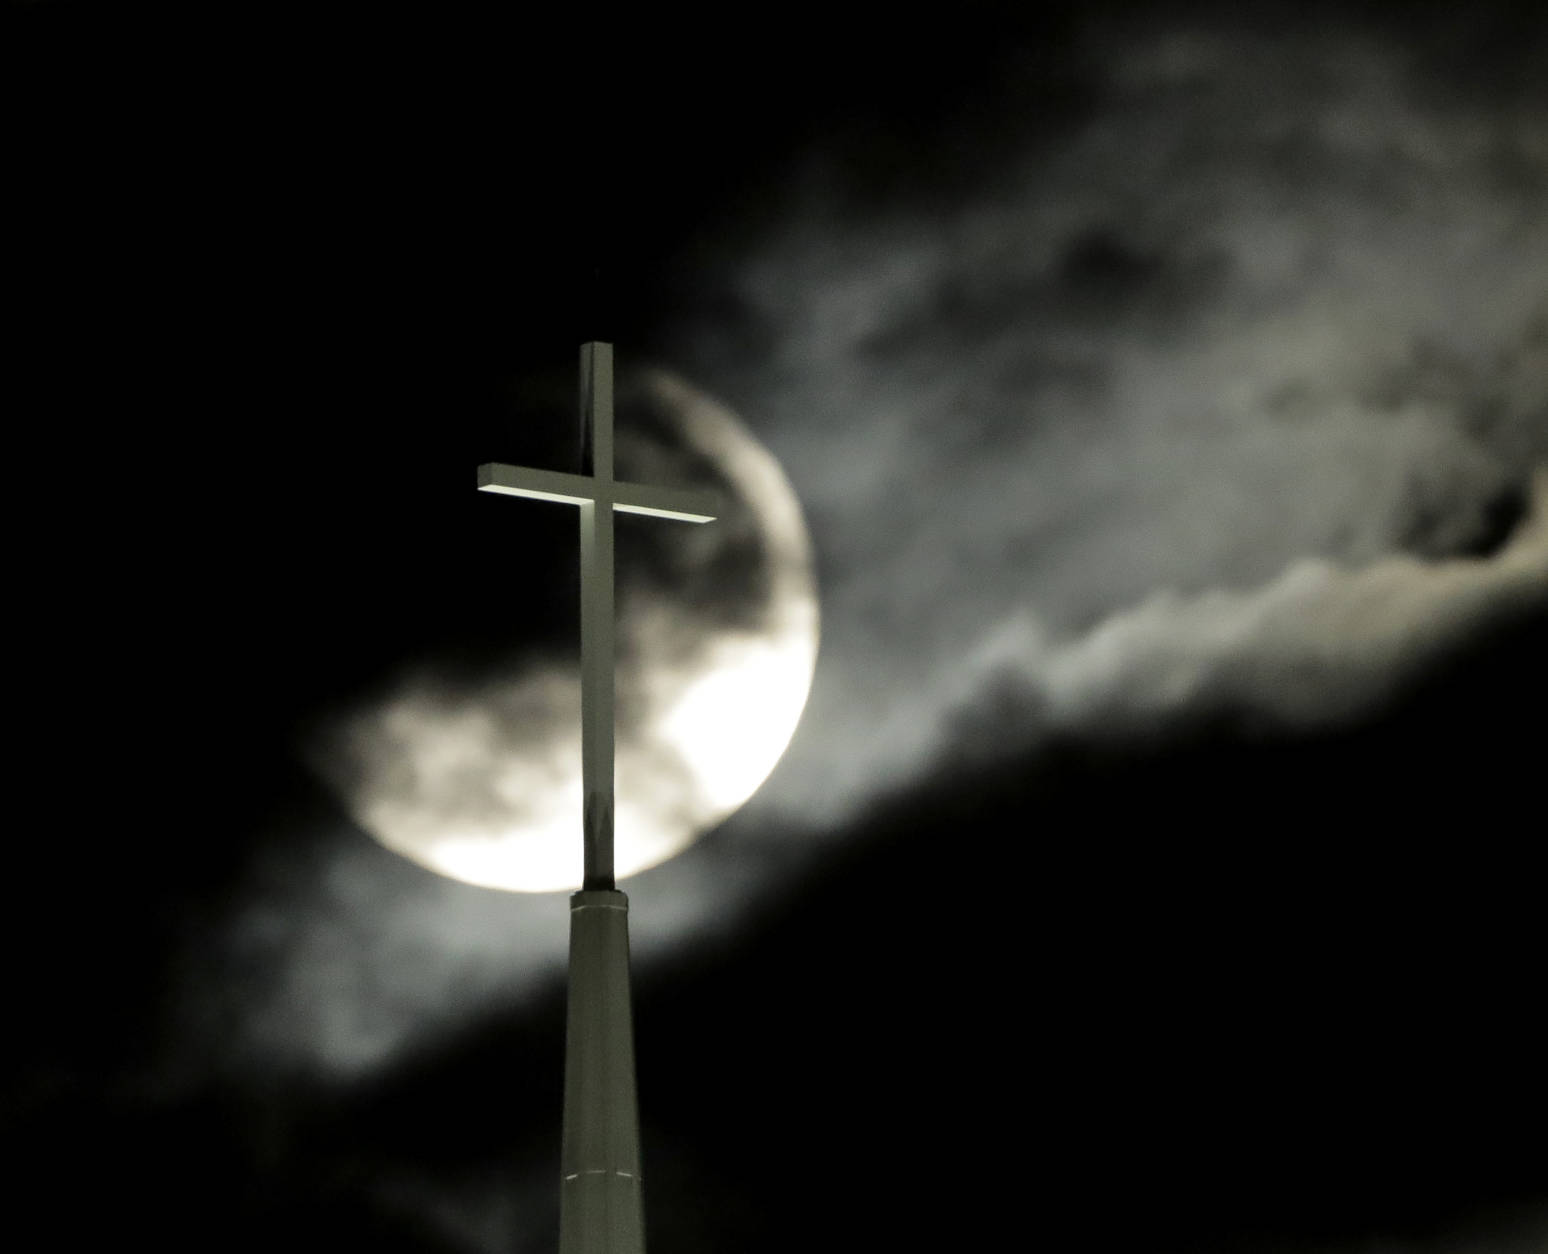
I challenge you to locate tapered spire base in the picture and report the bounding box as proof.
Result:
[559,890,645,1254]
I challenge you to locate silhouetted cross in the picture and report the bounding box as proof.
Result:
[478,343,717,889]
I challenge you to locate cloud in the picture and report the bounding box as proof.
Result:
[974,466,1548,741]
[180,5,1548,1085]
[679,11,1548,828]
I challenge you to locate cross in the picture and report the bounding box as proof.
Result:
[477,343,717,890]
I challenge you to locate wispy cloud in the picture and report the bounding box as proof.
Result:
[689,15,1548,826]
[190,8,1547,1085]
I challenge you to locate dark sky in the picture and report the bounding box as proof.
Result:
[8,2,1547,1252]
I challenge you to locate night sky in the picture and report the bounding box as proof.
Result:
[9,2,1547,1252]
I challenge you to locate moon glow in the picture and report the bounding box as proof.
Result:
[307,371,819,892]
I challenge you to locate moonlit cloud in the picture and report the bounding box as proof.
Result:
[979,466,1548,736]
[684,14,1548,828]
[22,9,1544,1254]
[197,6,1546,1085]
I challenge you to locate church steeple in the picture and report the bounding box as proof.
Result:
[478,342,718,1252]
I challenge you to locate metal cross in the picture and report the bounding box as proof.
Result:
[477,343,717,890]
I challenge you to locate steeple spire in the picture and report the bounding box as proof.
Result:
[478,343,718,1251]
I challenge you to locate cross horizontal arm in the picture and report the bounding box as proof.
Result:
[612,482,719,523]
[478,463,718,523]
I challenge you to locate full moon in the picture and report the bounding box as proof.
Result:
[305,369,820,892]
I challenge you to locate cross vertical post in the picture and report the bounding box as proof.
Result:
[579,341,616,890]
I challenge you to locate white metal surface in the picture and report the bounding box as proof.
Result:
[477,464,717,522]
